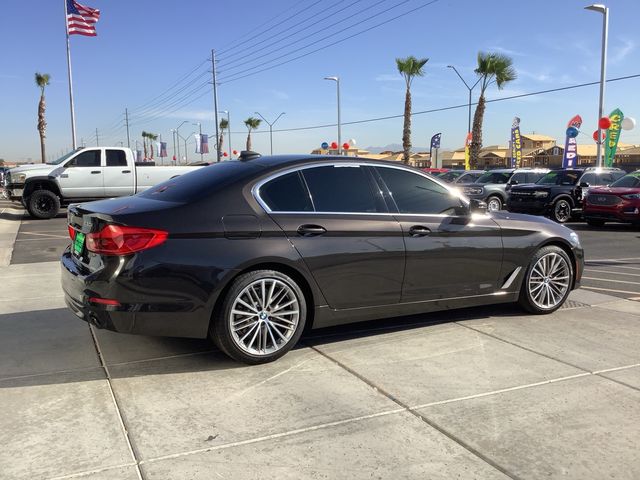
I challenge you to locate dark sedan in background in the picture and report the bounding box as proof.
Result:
[61,154,583,364]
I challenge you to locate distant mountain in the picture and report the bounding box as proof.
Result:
[365,143,430,153]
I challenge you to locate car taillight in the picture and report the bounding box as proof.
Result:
[68,225,76,240]
[86,225,168,255]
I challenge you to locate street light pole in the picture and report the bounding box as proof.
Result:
[254,111,286,155]
[175,120,189,164]
[324,76,341,154]
[585,3,609,168]
[170,129,177,163]
[447,65,481,135]
[181,132,195,164]
[219,110,231,158]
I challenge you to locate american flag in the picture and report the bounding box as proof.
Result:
[66,0,100,37]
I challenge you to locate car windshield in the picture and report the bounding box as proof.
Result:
[47,149,82,165]
[611,173,640,188]
[476,171,511,184]
[536,171,580,186]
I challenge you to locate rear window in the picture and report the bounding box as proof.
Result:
[139,161,262,203]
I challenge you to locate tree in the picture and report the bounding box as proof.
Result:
[148,133,158,159]
[396,56,428,164]
[219,118,229,154]
[243,117,261,151]
[35,72,51,163]
[141,131,149,159]
[470,52,517,168]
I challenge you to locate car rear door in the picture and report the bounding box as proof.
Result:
[58,149,104,198]
[103,149,134,197]
[373,165,503,302]
[256,163,405,310]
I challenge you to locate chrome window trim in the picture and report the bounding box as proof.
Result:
[252,161,468,216]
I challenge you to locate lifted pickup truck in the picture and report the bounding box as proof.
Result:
[3,147,204,219]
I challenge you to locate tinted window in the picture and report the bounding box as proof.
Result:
[595,171,625,185]
[260,171,312,212]
[302,165,378,213]
[455,172,481,184]
[526,172,547,183]
[510,172,527,184]
[106,150,128,167]
[580,173,595,185]
[377,167,463,215]
[476,171,511,184]
[67,150,101,167]
[140,160,262,203]
[537,171,580,186]
[611,173,640,188]
[438,171,464,182]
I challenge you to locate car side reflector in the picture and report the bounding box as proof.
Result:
[88,297,121,306]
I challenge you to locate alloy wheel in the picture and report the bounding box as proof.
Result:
[527,252,570,310]
[229,278,300,356]
[487,197,502,212]
[554,200,571,223]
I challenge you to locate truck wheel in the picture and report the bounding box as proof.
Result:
[551,199,572,223]
[27,190,60,219]
[486,195,503,212]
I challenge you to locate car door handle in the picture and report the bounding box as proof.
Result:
[408,225,431,237]
[122,170,131,174]
[91,170,101,174]
[297,224,327,237]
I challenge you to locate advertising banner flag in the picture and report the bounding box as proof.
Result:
[430,133,442,168]
[430,133,441,152]
[201,134,209,154]
[511,117,522,168]
[562,115,582,168]
[605,108,624,167]
[464,132,472,170]
[194,134,201,154]
[159,142,167,158]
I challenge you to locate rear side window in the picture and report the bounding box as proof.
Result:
[302,165,378,213]
[67,150,101,167]
[526,172,547,183]
[376,167,463,215]
[510,172,527,184]
[106,150,128,167]
[259,171,312,212]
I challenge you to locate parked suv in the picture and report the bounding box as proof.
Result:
[507,167,626,223]
[583,171,640,226]
[463,168,550,212]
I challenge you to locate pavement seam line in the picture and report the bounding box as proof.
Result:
[308,344,523,480]
[88,325,145,480]
[47,462,138,480]
[140,408,407,465]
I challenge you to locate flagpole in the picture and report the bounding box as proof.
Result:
[64,0,77,149]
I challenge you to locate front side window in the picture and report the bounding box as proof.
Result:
[510,172,527,184]
[67,150,101,167]
[376,167,463,215]
[302,165,378,213]
[106,150,128,167]
[259,171,313,212]
[537,171,580,186]
[526,172,547,183]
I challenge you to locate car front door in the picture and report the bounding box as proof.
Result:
[103,149,134,197]
[373,166,504,302]
[58,149,104,198]
[256,164,405,310]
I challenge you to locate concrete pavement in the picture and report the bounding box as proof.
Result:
[1,257,639,479]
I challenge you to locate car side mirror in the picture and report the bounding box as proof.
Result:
[510,179,518,185]
[469,198,487,214]
[579,182,590,188]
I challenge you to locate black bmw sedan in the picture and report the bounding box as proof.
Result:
[61,154,584,364]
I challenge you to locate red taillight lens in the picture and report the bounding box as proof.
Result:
[86,225,168,255]
[68,225,76,240]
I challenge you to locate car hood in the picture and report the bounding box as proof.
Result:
[9,164,56,176]
[588,186,640,196]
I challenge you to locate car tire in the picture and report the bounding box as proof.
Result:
[27,190,60,220]
[518,245,573,314]
[486,195,503,212]
[551,199,572,223]
[211,269,307,364]
[586,218,605,227]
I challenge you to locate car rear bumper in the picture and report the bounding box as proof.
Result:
[61,247,234,338]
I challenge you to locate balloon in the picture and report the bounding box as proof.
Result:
[622,117,636,131]
[592,130,606,142]
[343,142,350,150]
[566,126,579,138]
[232,150,238,155]
[223,152,228,157]
[321,142,329,149]
[598,117,612,129]
[330,141,338,149]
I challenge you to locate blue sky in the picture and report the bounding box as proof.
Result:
[1,0,640,162]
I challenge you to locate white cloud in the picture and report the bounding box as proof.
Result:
[610,38,636,64]
[485,45,526,57]
[270,89,290,100]
[375,73,402,82]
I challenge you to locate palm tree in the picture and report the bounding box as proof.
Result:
[35,72,51,163]
[470,52,517,168]
[243,117,261,151]
[141,131,149,159]
[148,132,158,159]
[219,118,229,154]
[396,56,428,164]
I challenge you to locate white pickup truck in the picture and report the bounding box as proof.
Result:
[3,147,204,219]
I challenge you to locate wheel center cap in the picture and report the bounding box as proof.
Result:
[544,277,550,284]
[259,311,268,321]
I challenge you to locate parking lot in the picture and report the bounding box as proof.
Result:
[1,201,639,480]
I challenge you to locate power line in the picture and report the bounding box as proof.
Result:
[219,0,437,84]
[227,73,640,134]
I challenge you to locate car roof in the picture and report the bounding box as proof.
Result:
[244,154,430,171]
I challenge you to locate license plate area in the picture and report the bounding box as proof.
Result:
[73,232,85,256]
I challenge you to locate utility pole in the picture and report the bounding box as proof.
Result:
[125,108,131,148]
[211,49,221,162]
[95,128,99,146]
